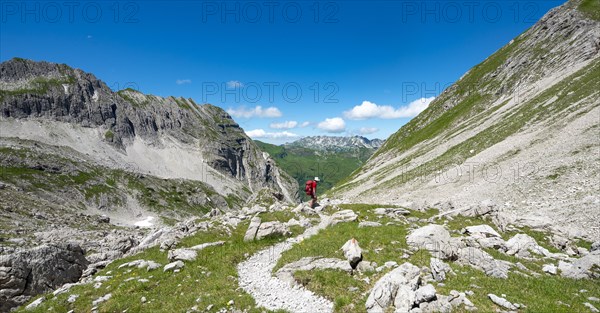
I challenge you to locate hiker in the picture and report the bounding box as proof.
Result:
[305,177,320,208]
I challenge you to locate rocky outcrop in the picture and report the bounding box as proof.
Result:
[0,58,299,204]
[0,243,88,311]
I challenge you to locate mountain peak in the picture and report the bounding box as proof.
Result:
[286,135,384,151]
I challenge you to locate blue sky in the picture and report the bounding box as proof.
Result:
[1,0,563,144]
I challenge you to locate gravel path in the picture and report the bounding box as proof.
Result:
[238,215,334,313]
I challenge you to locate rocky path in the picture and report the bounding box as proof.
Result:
[237,215,334,313]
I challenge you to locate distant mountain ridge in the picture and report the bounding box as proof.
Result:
[286,135,384,152]
[255,136,382,197]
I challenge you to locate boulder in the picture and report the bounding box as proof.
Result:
[430,258,452,282]
[331,209,358,225]
[559,250,600,279]
[505,234,553,258]
[591,241,600,252]
[463,225,501,238]
[415,284,437,304]
[365,262,421,312]
[255,221,290,240]
[168,249,198,262]
[0,243,88,312]
[163,261,185,272]
[407,224,462,260]
[341,238,363,269]
[457,247,511,279]
[243,216,262,242]
[359,221,382,228]
[542,264,557,275]
[190,241,225,251]
[488,294,517,310]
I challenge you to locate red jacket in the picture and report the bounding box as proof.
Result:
[311,180,317,196]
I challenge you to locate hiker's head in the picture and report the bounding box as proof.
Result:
[314,177,320,182]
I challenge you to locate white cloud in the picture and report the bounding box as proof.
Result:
[317,117,346,133]
[358,127,379,135]
[300,121,311,127]
[227,80,244,88]
[270,121,298,129]
[246,129,299,139]
[176,79,192,85]
[227,105,282,118]
[344,97,435,120]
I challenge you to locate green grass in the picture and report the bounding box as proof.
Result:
[437,263,600,312]
[255,140,374,196]
[18,222,291,313]
[579,0,600,20]
[367,59,600,195]
[0,75,75,99]
[104,130,114,141]
[0,146,225,218]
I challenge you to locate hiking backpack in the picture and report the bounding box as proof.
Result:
[305,180,314,195]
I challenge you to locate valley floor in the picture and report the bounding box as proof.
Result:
[15,201,600,313]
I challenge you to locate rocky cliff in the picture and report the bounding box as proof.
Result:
[332,0,600,240]
[0,58,299,205]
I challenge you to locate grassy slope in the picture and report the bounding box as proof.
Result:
[17,203,598,312]
[17,210,305,313]
[333,18,600,196]
[255,140,372,198]
[275,204,599,312]
[0,146,234,221]
[579,0,600,20]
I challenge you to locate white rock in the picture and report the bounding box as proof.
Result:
[243,216,262,242]
[584,303,600,313]
[25,297,44,310]
[190,241,225,251]
[415,284,437,304]
[331,209,358,224]
[464,225,501,238]
[488,294,517,310]
[430,257,452,281]
[359,221,382,228]
[164,261,185,272]
[92,293,112,306]
[67,294,79,303]
[542,264,557,275]
[365,262,421,312]
[255,221,291,240]
[168,249,197,262]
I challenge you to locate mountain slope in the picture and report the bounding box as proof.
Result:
[0,59,300,256]
[331,0,600,240]
[255,137,377,196]
[285,136,384,151]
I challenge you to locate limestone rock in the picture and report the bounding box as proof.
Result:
[365,262,421,312]
[488,294,517,310]
[164,261,185,272]
[0,243,88,312]
[359,221,382,228]
[407,224,463,260]
[463,225,501,238]
[331,209,358,225]
[244,216,262,242]
[457,247,511,279]
[255,221,290,240]
[168,249,198,262]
